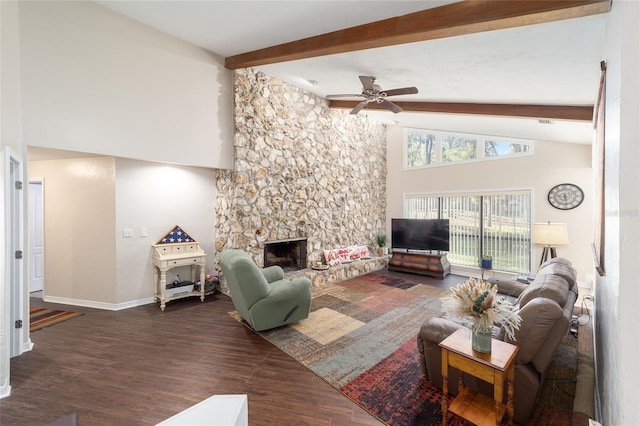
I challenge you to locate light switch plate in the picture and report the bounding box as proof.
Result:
[123,228,134,238]
[140,228,148,237]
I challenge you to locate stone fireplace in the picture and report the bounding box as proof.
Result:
[214,68,388,289]
[263,238,307,271]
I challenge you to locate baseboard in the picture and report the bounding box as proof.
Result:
[42,295,155,311]
[0,380,11,400]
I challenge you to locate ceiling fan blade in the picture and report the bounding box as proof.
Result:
[326,94,364,99]
[350,100,369,115]
[379,99,403,114]
[358,75,375,91]
[381,87,419,97]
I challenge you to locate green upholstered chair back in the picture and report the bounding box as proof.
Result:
[219,250,271,320]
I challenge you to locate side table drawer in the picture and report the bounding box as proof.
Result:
[163,257,202,267]
[448,352,495,383]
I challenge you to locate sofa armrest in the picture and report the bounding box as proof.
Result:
[492,279,528,298]
[261,265,285,283]
[417,317,466,385]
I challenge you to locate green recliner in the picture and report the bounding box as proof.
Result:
[219,249,312,331]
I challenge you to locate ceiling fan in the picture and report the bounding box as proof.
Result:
[326,75,418,115]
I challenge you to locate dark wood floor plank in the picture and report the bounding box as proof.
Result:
[4,279,419,425]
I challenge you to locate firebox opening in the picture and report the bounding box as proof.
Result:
[264,238,307,272]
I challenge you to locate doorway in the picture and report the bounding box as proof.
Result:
[28,181,44,295]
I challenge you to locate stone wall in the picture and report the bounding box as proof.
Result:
[214,68,387,284]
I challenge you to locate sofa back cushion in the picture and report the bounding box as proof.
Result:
[537,261,577,288]
[517,274,569,308]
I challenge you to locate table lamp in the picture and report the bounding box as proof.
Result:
[532,222,569,266]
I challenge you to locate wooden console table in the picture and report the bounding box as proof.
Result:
[439,328,518,426]
[387,251,450,278]
[152,241,206,311]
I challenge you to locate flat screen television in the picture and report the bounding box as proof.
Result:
[391,218,450,252]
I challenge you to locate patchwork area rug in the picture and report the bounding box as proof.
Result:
[230,273,577,425]
[29,307,84,332]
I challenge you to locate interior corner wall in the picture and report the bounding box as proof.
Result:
[596,1,640,425]
[385,126,594,281]
[215,68,387,265]
[114,158,216,306]
[17,1,234,170]
[28,157,117,305]
[0,0,24,398]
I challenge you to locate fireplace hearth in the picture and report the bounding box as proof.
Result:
[264,238,307,271]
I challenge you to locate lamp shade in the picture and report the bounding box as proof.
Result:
[532,222,569,246]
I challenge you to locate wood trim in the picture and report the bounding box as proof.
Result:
[592,61,606,276]
[225,0,611,69]
[328,100,594,121]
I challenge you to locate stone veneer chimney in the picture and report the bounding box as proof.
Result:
[214,68,387,277]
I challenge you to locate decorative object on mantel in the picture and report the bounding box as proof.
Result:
[441,277,521,353]
[323,245,371,266]
[152,225,207,311]
[312,262,330,271]
[532,221,569,266]
[375,233,387,256]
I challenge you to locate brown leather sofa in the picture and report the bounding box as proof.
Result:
[417,257,578,424]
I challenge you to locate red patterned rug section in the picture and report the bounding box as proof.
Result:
[29,307,84,332]
[341,336,574,426]
[341,338,462,426]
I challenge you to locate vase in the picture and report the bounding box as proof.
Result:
[472,327,492,353]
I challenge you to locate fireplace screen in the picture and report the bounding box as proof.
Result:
[263,238,307,271]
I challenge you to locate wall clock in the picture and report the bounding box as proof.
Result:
[547,183,584,210]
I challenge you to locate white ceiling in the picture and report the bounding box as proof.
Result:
[96,1,606,144]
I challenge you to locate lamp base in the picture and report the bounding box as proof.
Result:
[540,246,557,266]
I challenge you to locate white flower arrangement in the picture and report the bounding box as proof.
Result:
[441,277,522,340]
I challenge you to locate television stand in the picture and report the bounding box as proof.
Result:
[388,251,451,279]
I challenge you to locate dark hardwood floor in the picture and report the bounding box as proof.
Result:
[1,269,463,426]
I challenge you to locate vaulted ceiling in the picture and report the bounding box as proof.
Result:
[97,0,611,144]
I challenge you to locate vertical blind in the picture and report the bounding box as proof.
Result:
[404,191,531,273]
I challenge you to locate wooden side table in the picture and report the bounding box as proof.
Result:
[439,328,519,426]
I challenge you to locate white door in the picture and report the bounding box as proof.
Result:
[28,181,44,293]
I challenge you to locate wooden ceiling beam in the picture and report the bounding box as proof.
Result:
[225,0,611,69]
[327,100,594,122]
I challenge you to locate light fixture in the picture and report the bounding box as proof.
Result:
[532,222,569,266]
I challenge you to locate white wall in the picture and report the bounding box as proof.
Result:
[18,1,234,169]
[386,126,594,281]
[27,157,216,310]
[114,158,216,306]
[597,1,640,425]
[29,157,118,305]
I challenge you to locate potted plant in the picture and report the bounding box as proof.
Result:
[375,233,387,256]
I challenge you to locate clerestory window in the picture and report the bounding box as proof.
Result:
[404,129,533,169]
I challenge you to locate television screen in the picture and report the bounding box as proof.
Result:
[391,219,450,252]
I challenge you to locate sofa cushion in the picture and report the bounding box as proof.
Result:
[518,274,569,308]
[539,257,572,269]
[538,261,577,288]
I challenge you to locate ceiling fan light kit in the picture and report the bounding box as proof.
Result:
[326,75,418,115]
